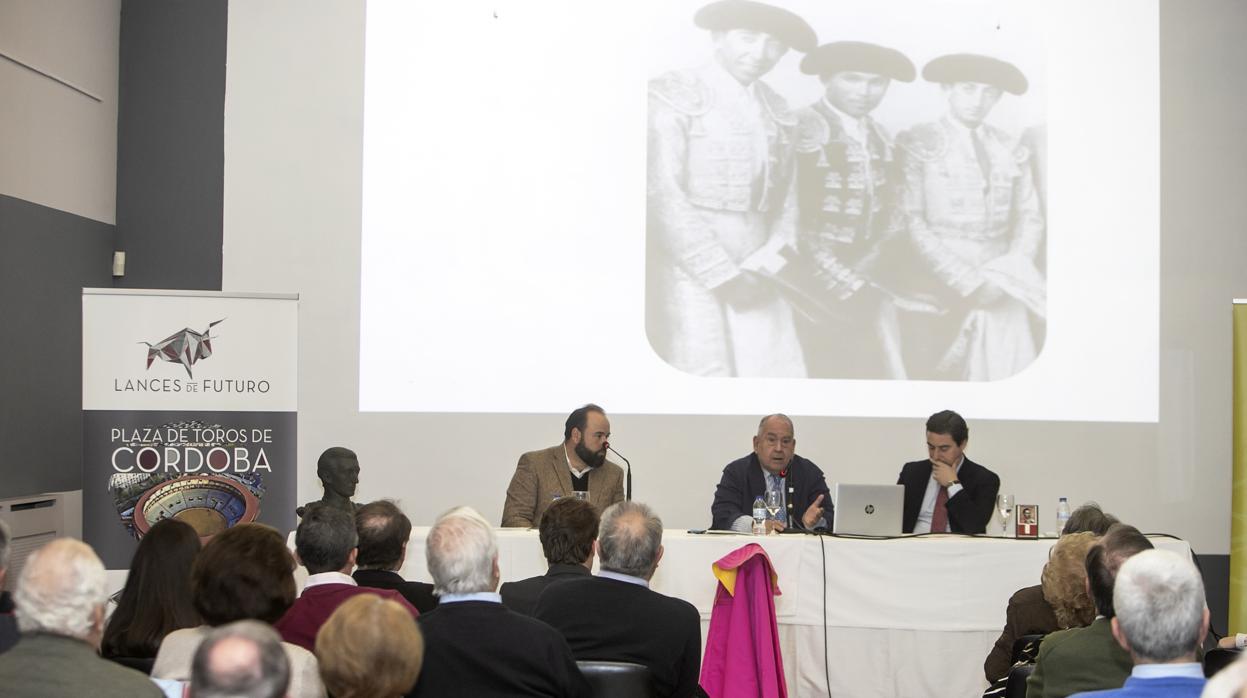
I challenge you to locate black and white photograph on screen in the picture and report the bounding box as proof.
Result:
[360,0,1153,420]
[645,0,1047,381]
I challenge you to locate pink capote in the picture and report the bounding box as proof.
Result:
[699,543,786,698]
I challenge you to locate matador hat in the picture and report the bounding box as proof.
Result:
[800,41,916,81]
[694,0,818,53]
[922,53,1028,95]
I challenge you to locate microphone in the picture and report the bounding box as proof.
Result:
[608,445,631,501]
[785,463,797,529]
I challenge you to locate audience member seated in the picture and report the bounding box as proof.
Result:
[1200,650,1247,698]
[985,529,1102,681]
[1067,549,1208,697]
[1041,532,1100,629]
[1028,524,1154,698]
[1218,633,1247,650]
[151,523,327,698]
[0,538,161,697]
[1062,503,1120,537]
[535,501,702,698]
[410,506,590,698]
[276,506,417,652]
[501,496,598,616]
[101,518,202,660]
[0,518,16,655]
[315,593,424,698]
[190,620,290,698]
[352,500,438,613]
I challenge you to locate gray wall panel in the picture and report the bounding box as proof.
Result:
[115,0,226,290]
[0,195,114,498]
[1197,553,1231,636]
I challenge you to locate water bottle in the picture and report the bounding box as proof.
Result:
[1056,497,1071,535]
[752,496,767,535]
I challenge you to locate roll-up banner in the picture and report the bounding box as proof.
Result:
[82,289,298,568]
[1233,300,1247,634]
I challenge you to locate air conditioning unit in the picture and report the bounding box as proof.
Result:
[0,490,82,592]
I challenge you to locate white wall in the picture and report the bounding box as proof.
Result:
[223,1,1246,554]
[0,0,119,223]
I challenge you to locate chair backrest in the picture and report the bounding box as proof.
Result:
[1011,633,1045,663]
[1205,647,1243,678]
[105,655,156,675]
[577,660,654,698]
[1005,663,1035,698]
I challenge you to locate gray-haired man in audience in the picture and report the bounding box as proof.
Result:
[535,501,702,698]
[410,506,589,697]
[0,538,161,696]
[190,620,291,698]
[1067,548,1208,697]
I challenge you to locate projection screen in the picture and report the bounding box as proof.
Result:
[359,0,1158,422]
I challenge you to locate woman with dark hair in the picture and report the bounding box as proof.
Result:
[151,523,326,698]
[101,518,201,660]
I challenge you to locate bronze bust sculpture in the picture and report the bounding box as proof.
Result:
[296,447,361,518]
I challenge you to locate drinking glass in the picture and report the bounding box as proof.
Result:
[765,489,782,529]
[997,494,1015,537]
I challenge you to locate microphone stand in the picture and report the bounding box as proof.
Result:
[787,483,796,529]
[608,445,631,501]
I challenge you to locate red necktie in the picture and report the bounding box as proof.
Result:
[931,485,949,533]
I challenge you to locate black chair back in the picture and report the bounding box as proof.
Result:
[577,660,654,698]
[1005,663,1035,698]
[1205,647,1242,677]
[106,655,156,675]
[1011,633,1045,663]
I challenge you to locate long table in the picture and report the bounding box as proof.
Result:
[338,531,1189,697]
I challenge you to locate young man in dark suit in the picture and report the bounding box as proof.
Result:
[501,496,597,616]
[351,499,438,613]
[898,409,1000,534]
[535,501,702,698]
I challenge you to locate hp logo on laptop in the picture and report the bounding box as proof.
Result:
[864,505,875,515]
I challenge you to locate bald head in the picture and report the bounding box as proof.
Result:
[753,414,796,475]
[757,414,794,436]
[598,502,664,580]
[207,636,262,678]
[190,620,290,698]
[15,538,108,645]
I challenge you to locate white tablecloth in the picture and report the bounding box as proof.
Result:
[299,531,1190,697]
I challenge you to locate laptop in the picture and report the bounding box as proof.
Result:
[833,484,904,536]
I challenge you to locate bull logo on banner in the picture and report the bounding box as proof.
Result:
[141,319,225,378]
